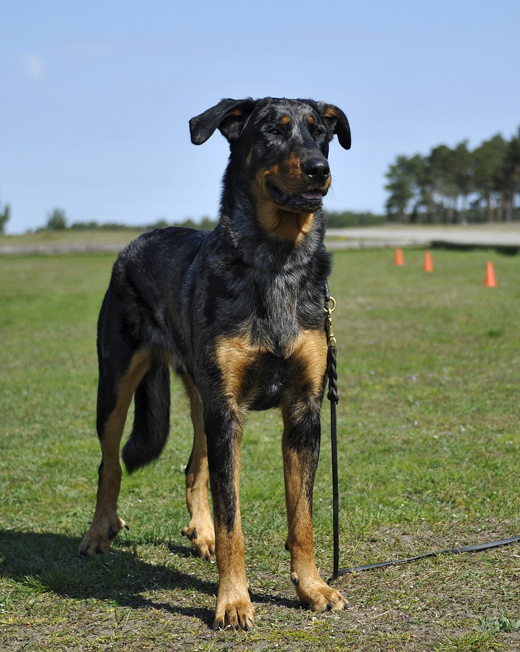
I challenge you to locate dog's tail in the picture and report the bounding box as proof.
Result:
[122,364,171,473]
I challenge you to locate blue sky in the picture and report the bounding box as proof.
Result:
[1,0,519,233]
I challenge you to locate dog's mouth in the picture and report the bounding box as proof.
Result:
[267,181,326,209]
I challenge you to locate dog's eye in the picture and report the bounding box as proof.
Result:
[314,127,324,137]
[270,129,281,135]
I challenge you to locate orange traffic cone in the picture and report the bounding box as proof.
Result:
[423,251,434,272]
[394,248,404,266]
[484,261,497,287]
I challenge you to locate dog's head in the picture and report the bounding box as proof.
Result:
[190,97,350,240]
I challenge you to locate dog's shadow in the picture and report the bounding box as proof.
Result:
[0,530,298,628]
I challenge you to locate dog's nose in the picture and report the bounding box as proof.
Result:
[301,158,330,182]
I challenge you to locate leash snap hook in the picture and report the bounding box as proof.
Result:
[325,295,337,349]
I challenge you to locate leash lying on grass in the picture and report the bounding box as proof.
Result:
[334,535,520,577]
[324,293,520,582]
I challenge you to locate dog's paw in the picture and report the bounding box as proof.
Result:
[78,516,128,557]
[182,522,215,561]
[291,572,348,612]
[213,596,254,631]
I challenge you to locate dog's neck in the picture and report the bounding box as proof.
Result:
[209,172,331,357]
[254,201,315,246]
[218,177,326,267]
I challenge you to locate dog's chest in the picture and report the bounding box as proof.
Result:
[248,280,304,359]
[214,326,327,412]
[247,352,291,411]
[250,310,298,360]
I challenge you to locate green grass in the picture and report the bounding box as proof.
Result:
[1,247,520,650]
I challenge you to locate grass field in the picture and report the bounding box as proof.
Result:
[1,245,519,651]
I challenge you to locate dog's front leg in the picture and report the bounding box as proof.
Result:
[282,406,347,612]
[205,411,254,630]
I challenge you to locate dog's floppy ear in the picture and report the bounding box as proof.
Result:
[190,98,256,145]
[316,103,351,150]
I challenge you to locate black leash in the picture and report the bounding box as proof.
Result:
[323,289,520,582]
[336,535,520,575]
[324,290,340,581]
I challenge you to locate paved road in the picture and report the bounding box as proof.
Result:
[1,225,520,255]
[0,243,126,255]
[326,226,520,249]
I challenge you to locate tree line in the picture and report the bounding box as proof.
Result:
[41,209,218,233]
[385,128,520,223]
[39,208,384,231]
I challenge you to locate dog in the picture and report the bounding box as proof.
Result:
[79,97,351,630]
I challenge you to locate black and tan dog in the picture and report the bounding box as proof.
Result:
[79,97,351,630]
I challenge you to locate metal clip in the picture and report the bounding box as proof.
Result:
[324,296,337,349]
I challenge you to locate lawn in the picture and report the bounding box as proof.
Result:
[0,245,519,651]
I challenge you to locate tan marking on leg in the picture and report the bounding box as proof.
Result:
[181,375,215,561]
[282,330,346,610]
[284,329,328,424]
[293,329,328,385]
[282,411,347,612]
[214,334,264,414]
[211,338,257,628]
[215,335,252,400]
[213,424,254,630]
[79,349,151,556]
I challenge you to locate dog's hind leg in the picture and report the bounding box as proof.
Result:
[79,348,150,556]
[180,375,215,561]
